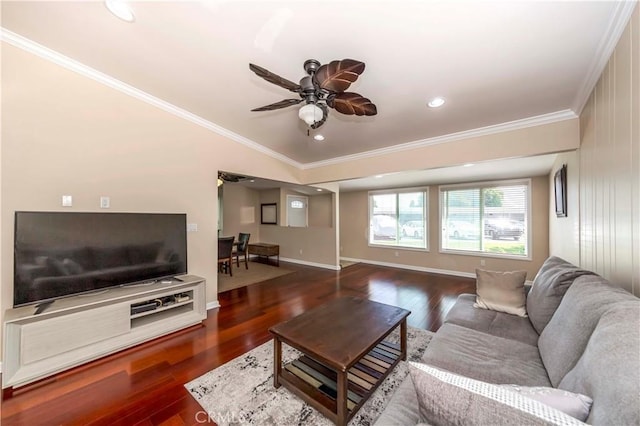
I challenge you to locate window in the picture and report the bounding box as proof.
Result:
[440,180,530,258]
[369,189,428,249]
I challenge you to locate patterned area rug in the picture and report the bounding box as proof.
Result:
[186,326,433,425]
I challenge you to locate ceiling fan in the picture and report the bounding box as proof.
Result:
[218,171,247,187]
[249,59,377,130]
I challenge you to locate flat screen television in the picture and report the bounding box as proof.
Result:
[14,211,187,308]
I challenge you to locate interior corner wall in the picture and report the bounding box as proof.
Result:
[574,5,639,295]
[0,42,302,361]
[548,151,580,266]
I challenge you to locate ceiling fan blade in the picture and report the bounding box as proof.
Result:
[219,172,246,182]
[314,59,366,93]
[249,63,301,93]
[327,92,377,116]
[251,98,303,112]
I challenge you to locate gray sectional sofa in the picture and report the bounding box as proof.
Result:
[375,257,640,425]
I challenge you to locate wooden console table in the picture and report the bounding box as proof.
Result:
[248,243,280,266]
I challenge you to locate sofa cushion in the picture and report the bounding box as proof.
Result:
[422,323,551,386]
[371,377,420,426]
[558,301,640,426]
[474,269,528,317]
[527,256,595,334]
[445,294,539,346]
[408,362,585,426]
[538,275,638,387]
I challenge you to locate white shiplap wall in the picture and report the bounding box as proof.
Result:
[579,5,639,296]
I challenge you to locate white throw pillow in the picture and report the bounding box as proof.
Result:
[474,268,528,317]
[408,362,586,426]
[499,384,593,422]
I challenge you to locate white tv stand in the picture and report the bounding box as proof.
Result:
[3,275,206,390]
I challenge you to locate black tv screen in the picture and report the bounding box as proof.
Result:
[14,212,187,307]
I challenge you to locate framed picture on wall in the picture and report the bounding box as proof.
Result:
[261,203,277,225]
[554,164,567,217]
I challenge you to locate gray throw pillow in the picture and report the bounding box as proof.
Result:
[527,256,594,334]
[474,269,528,317]
[408,362,586,426]
[499,384,592,422]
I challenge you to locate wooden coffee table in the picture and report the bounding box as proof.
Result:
[269,297,411,425]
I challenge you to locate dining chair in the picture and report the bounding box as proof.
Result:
[233,232,251,269]
[218,236,235,276]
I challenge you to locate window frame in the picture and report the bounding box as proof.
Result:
[438,178,532,260]
[368,187,429,251]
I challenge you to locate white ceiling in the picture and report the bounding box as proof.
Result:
[1,0,633,171]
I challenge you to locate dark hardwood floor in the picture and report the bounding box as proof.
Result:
[1,262,475,426]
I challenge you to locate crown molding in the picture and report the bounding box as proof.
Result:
[301,109,578,170]
[0,28,304,169]
[572,1,637,114]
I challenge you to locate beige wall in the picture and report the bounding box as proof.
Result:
[340,175,549,280]
[573,6,638,295]
[220,184,260,240]
[308,193,333,227]
[1,42,302,330]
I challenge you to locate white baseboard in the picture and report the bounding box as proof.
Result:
[278,257,340,271]
[340,257,536,287]
[339,257,477,278]
[206,300,221,310]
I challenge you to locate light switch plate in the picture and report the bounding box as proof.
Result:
[100,196,110,208]
[187,223,198,232]
[62,195,72,207]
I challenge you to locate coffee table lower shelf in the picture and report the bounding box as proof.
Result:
[278,339,403,424]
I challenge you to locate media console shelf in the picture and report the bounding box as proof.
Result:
[3,275,206,390]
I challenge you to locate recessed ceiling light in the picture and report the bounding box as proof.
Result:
[316,188,323,192]
[375,175,384,178]
[428,97,445,108]
[105,0,135,22]
[313,134,325,141]
[463,163,474,167]
[249,179,255,183]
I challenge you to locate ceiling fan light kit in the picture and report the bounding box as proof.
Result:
[298,103,324,126]
[249,58,377,130]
